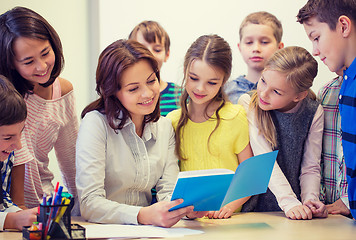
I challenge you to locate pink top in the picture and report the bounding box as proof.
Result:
[239,94,323,213]
[14,78,78,208]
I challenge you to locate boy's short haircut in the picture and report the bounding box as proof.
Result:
[239,11,283,43]
[129,20,170,53]
[297,0,356,30]
[0,75,27,126]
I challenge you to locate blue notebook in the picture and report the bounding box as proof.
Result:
[170,151,278,211]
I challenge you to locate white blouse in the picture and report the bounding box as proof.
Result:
[76,111,179,224]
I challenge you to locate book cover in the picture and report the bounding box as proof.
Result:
[170,151,278,211]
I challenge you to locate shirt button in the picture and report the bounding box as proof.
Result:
[344,75,348,80]
[339,95,342,100]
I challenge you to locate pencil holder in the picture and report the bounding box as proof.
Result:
[23,198,85,240]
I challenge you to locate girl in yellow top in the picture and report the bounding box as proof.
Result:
[167,35,253,219]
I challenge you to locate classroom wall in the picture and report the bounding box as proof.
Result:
[0,0,336,188]
[97,0,336,92]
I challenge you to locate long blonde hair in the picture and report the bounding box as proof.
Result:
[175,34,232,161]
[250,46,318,148]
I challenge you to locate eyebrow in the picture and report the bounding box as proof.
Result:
[1,126,25,137]
[261,75,285,93]
[123,71,156,87]
[308,30,316,39]
[18,46,50,62]
[189,72,221,81]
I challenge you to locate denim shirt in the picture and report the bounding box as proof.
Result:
[224,75,257,104]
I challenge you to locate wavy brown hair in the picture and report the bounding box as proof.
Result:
[81,39,160,131]
[0,7,64,97]
[249,46,318,148]
[175,34,232,161]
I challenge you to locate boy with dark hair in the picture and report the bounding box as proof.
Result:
[0,75,37,230]
[297,0,356,219]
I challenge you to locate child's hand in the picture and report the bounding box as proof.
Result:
[137,199,194,228]
[4,207,38,230]
[304,200,328,218]
[186,211,207,219]
[286,205,312,220]
[206,205,234,219]
[326,199,350,216]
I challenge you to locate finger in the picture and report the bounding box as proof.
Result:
[293,209,302,220]
[207,211,215,219]
[167,199,184,210]
[213,210,222,219]
[218,209,227,219]
[304,206,313,219]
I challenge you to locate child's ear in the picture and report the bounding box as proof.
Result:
[278,42,284,49]
[293,90,308,102]
[164,49,170,62]
[238,43,241,52]
[339,15,352,38]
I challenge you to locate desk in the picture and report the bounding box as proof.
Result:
[1,212,356,240]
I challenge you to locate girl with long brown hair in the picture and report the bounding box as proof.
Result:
[167,35,253,219]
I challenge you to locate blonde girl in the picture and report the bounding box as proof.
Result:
[238,46,328,219]
[167,34,253,219]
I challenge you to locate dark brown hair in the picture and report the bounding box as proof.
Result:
[175,34,232,161]
[81,39,160,131]
[129,20,170,53]
[297,0,356,30]
[0,6,64,96]
[0,74,27,126]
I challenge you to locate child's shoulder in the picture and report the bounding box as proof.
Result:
[58,77,73,96]
[166,108,181,120]
[220,102,246,119]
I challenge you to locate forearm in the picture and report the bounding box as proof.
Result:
[10,164,26,209]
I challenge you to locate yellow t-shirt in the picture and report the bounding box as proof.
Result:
[167,102,249,172]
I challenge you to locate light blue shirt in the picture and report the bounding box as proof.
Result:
[224,75,257,104]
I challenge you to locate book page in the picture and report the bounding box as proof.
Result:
[178,168,234,178]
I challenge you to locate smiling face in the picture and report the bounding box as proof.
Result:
[239,23,283,73]
[303,16,347,73]
[135,30,169,71]
[257,69,305,112]
[116,60,160,126]
[0,121,24,161]
[13,37,55,86]
[185,59,224,108]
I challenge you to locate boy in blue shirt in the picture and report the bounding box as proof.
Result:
[0,75,37,230]
[297,0,356,219]
[224,11,284,103]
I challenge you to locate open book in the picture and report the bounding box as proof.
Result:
[170,151,278,211]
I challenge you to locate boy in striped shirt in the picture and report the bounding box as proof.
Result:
[129,20,181,116]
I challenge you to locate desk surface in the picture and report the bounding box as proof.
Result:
[1,212,356,240]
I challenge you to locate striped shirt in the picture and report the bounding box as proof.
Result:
[318,76,348,206]
[13,78,78,208]
[339,57,356,219]
[0,152,21,231]
[159,82,181,116]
